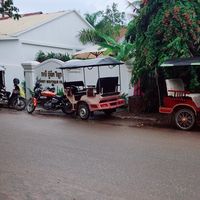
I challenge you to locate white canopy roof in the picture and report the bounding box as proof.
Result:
[60,56,123,69]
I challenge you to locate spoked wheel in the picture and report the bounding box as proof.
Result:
[62,99,74,115]
[175,108,195,131]
[13,97,26,111]
[78,103,90,120]
[26,99,36,114]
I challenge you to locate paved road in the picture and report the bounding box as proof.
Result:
[0,109,200,200]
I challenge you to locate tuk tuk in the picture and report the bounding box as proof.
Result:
[157,57,200,130]
[59,56,125,120]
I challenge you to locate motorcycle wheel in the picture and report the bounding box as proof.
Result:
[13,97,26,111]
[61,99,74,114]
[26,99,36,114]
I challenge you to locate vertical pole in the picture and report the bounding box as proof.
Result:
[61,69,64,83]
[83,68,86,86]
[1,0,4,18]
[2,70,5,86]
[98,66,101,93]
[119,65,121,91]
[98,66,100,79]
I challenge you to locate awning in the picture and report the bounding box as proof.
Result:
[160,57,200,67]
[73,45,106,59]
[60,56,124,70]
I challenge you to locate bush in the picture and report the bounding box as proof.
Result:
[36,51,71,62]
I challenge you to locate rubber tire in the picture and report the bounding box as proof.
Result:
[26,99,36,114]
[175,108,195,131]
[78,103,90,120]
[13,97,26,111]
[61,99,74,115]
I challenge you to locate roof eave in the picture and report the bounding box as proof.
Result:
[0,37,18,41]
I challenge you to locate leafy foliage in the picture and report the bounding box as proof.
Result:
[0,0,20,19]
[97,33,135,61]
[84,11,103,27]
[189,67,200,91]
[79,29,102,45]
[56,87,64,96]
[79,3,126,44]
[35,51,71,62]
[126,0,200,83]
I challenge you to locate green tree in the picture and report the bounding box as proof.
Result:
[0,0,20,19]
[126,0,200,82]
[79,3,126,44]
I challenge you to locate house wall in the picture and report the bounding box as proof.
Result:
[20,43,72,62]
[0,11,92,92]
[19,11,91,51]
[0,40,24,91]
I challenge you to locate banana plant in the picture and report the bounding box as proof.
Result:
[97,33,135,61]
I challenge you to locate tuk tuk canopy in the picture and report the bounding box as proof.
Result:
[160,57,200,67]
[59,56,124,70]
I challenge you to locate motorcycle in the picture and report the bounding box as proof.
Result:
[0,78,26,111]
[26,80,70,114]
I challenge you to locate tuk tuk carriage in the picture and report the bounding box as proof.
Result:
[157,57,200,130]
[59,57,125,120]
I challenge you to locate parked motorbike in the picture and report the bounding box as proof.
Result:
[26,80,70,114]
[0,78,26,110]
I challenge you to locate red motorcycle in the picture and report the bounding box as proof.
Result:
[26,81,70,114]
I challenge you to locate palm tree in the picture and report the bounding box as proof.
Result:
[126,0,141,17]
[79,3,125,45]
[84,11,103,27]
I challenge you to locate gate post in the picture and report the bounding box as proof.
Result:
[22,61,39,99]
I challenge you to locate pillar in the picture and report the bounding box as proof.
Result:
[21,61,39,99]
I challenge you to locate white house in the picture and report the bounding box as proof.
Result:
[0,10,92,91]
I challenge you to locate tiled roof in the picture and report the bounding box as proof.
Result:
[0,11,71,39]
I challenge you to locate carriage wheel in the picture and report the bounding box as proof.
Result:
[175,108,195,131]
[78,103,90,120]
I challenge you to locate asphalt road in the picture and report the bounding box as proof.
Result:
[0,109,200,200]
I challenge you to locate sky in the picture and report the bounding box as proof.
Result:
[14,0,130,16]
